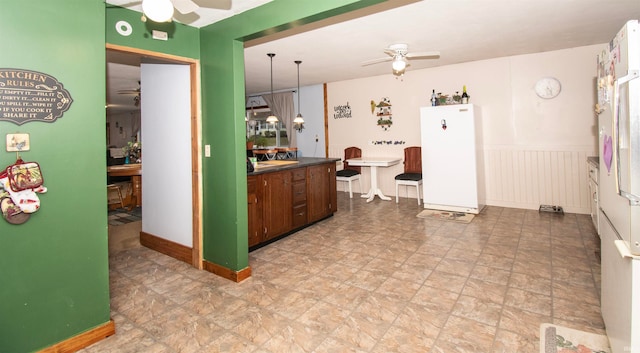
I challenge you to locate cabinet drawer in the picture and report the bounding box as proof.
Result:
[588,162,598,184]
[292,168,306,181]
[292,181,306,203]
[292,204,307,228]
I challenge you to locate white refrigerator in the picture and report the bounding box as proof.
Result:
[596,20,640,353]
[419,104,484,214]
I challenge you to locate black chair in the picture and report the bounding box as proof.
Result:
[336,146,362,198]
[395,146,423,205]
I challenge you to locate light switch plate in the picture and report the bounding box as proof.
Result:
[205,144,211,157]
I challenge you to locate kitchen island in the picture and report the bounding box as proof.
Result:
[247,157,339,249]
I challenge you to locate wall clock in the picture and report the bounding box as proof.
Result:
[535,77,561,99]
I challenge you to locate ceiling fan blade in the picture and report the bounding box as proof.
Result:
[406,51,441,59]
[117,89,140,94]
[361,57,393,66]
[196,0,232,10]
[172,0,199,14]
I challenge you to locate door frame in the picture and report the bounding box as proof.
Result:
[106,43,202,268]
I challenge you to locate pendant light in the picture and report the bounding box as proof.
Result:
[266,53,278,123]
[293,60,305,132]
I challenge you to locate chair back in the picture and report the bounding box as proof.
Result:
[343,146,361,173]
[403,146,422,173]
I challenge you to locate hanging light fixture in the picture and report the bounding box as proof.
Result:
[141,0,174,23]
[293,60,305,132]
[392,55,407,74]
[266,53,278,123]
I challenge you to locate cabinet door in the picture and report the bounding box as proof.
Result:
[247,175,262,248]
[263,170,292,240]
[307,164,333,222]
[292,179,307,228]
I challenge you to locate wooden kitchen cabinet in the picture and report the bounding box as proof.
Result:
[292,168,307,228]
[262,170,293,241]
[307,163,336,223]
[247,159,338,249]
[247,175,262,248]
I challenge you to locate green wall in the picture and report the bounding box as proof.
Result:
[106,5,200,58]
[0,1,393,351]
[0,1,110,352]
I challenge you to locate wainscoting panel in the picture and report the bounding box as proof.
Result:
[329,145,594,214]
[483,147,593,214]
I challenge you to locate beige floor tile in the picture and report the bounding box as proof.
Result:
[432,315,496,353]
[79,193,604,353]
[451,294,503,326]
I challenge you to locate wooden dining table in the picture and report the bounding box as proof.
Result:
[107,163,141,209]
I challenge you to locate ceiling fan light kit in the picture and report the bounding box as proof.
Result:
[361,43,440,77]
[142,0,174,22]
[391,56,407,72]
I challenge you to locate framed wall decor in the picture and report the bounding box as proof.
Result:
[6,133,30,152]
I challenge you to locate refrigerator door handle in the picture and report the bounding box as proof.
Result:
[616,70,639,85]
[614,239,640,259]
[621,191,640,205]
[600,208,623,241]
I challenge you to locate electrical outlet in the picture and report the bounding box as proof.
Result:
[205,144,211,157]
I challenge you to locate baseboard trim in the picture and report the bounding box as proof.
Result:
[202,260,251,282]
[38,319,115,353]
[140,231,192,264]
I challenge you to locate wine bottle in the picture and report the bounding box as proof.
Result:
[431,89,437,106]
[461,85,469,104]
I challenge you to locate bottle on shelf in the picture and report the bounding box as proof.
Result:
[431,89,437,106]
[461,85,469,104]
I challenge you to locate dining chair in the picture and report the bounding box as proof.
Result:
[336,146,362,198]
[107,184,125,209]
[395,146,423,205]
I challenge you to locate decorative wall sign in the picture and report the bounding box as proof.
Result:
[371,97,392,130]
[0,68,73,125]
[371,140,406,145]
[333,102,352,119]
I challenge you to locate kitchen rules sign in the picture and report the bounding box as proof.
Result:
[0,68,73,125]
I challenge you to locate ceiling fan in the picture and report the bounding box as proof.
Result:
[141,0,232,22]
[117,81,141,107]
[361,43,440,75]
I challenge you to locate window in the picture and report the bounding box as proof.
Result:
[246,108,288,147]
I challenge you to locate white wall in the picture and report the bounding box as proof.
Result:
[327,44,602,214]
[141,63,192,247]
[107,110,140,148]
[295,84,326,157]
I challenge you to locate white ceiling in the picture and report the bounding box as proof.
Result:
[106,0,640,111]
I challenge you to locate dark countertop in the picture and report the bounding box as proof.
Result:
[247,157,340,176]
[587,156,599,168]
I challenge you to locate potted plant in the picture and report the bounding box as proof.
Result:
[254,135,268,148]
[122,141,141,163]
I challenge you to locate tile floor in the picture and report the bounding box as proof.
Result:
[81,193,604,353]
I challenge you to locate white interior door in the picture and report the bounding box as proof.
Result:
[140,63,192,247]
